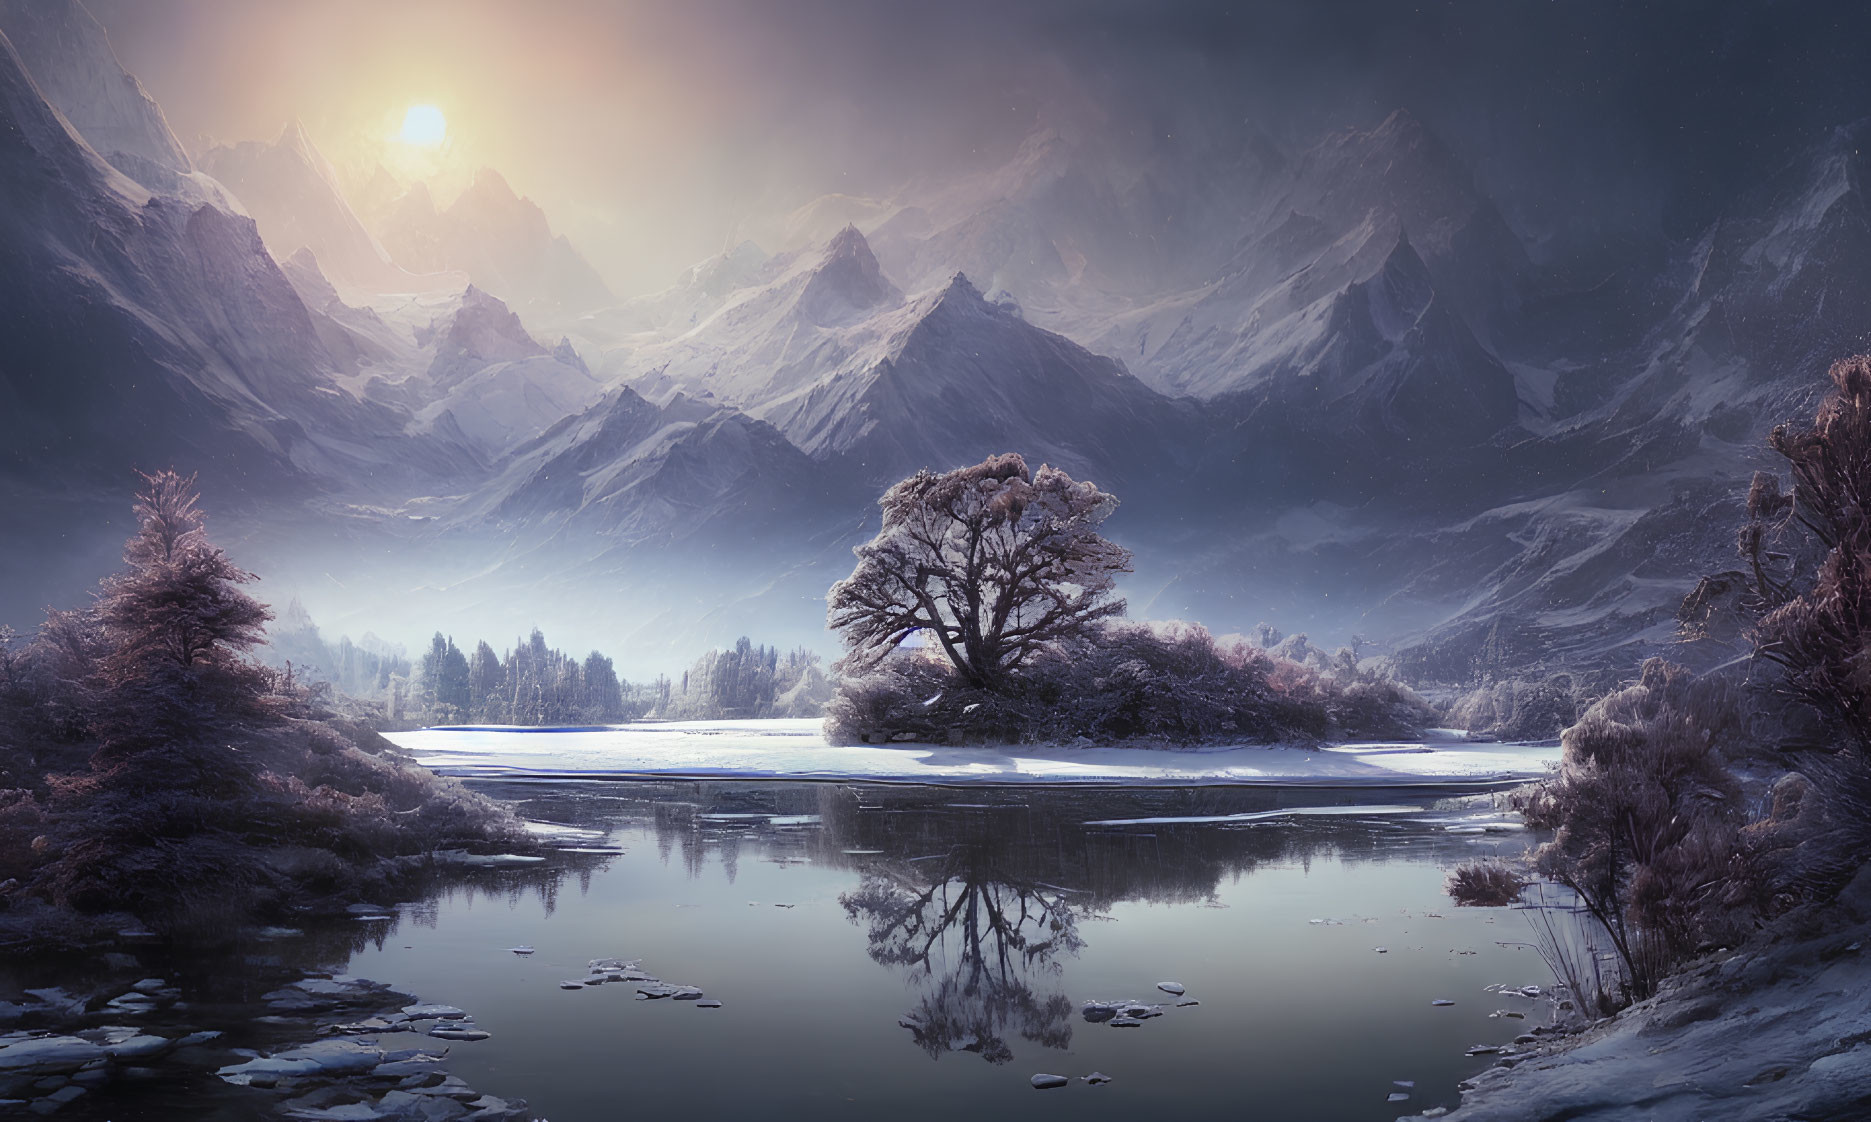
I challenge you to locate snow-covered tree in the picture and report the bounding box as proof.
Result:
[828,454,1131,690]
[93,471,272,751]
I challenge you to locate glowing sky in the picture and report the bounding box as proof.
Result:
[80,0,1871,298]
[399,104,446,147]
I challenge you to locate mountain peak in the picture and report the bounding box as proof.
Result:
[940,271,982,301]
[423,285,546,387]
[1338,229,1435,343]
[824,223,872,260]
[552,335,588,374]
[277,117,314,157]
[465,166,520,205]
[793,224,899,324]
[0,0,196,191]
[395,179,436,215]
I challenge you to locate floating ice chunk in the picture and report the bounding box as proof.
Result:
[216,1040,382,1082]
[1030,1073,1068,1089]
[1432,999,1455,1006]
[1108,1017,1143,1028]
[1081,1002,1116,1023]
[509,946,534,955]
[1156,982,1185,996]
[400,1005,466,1020]
[1083,1072,1113,1085]
[695,1000,723,1008]
[1176,999,1201,1007]
[559,981,586,990]
[0,1036,106,1074]
[1387,1091,1411,1102]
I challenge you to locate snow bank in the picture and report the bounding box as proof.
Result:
[386,719,1559,787]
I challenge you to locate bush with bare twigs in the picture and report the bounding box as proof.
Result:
[1444,859,1529,907]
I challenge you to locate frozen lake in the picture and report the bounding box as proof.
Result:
[329,779,1553,1120]
[388,719,1560,787]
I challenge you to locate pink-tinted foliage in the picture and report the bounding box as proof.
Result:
[91,471,274,755]
[829,454,1131,690]
[1751,356,1871,747]
[1517,659,1744,1003]
[0,471,530,930]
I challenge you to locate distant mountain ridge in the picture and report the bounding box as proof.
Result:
[200,120,425,293]
[7,0,1871,681]
[371,167,613,315]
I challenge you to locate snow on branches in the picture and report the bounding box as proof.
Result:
[827,454,1131,689]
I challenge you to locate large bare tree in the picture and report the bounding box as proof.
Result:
[827,453,1131,689]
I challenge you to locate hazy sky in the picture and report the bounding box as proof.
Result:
[86,0,1871,296]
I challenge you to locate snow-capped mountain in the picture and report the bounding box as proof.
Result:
[620,226,903,409]
[1210,234,1522,448]
[278,247,406,372]
[0,26,328,487]
[1383,120,1871,677]
[11,2,1871,685]
[858,110,1287,310]
[616,227,1194,487]
[0,0,229,206]
[402,287,605,458]
[610,239,772,337]
[201,121,427,293]
[464,385,848,544]
[371,168,612,316]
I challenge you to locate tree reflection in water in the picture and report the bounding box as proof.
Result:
[483,779,1535,1067]
[842,846,1089,1064]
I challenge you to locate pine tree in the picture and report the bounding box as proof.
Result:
[92,471,273,757]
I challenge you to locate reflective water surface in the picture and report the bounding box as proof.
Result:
[339,781,1546,1121]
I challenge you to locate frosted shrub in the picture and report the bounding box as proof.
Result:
[1517,659,1745,1003]
[1444,860,1529,907]
[1682,355,1871,898]
[1751,356,1871,745]
[824,621,1429,746]
[1446,673,1589,741]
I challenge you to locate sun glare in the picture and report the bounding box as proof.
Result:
[400,104,447,146]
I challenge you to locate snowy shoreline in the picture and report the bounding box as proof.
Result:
[1438,866,1871,1122]
[387,719,1561,788]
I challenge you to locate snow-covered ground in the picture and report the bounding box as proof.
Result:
[387,719,1559,787]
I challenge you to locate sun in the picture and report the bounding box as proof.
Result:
[399,104,447,147]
